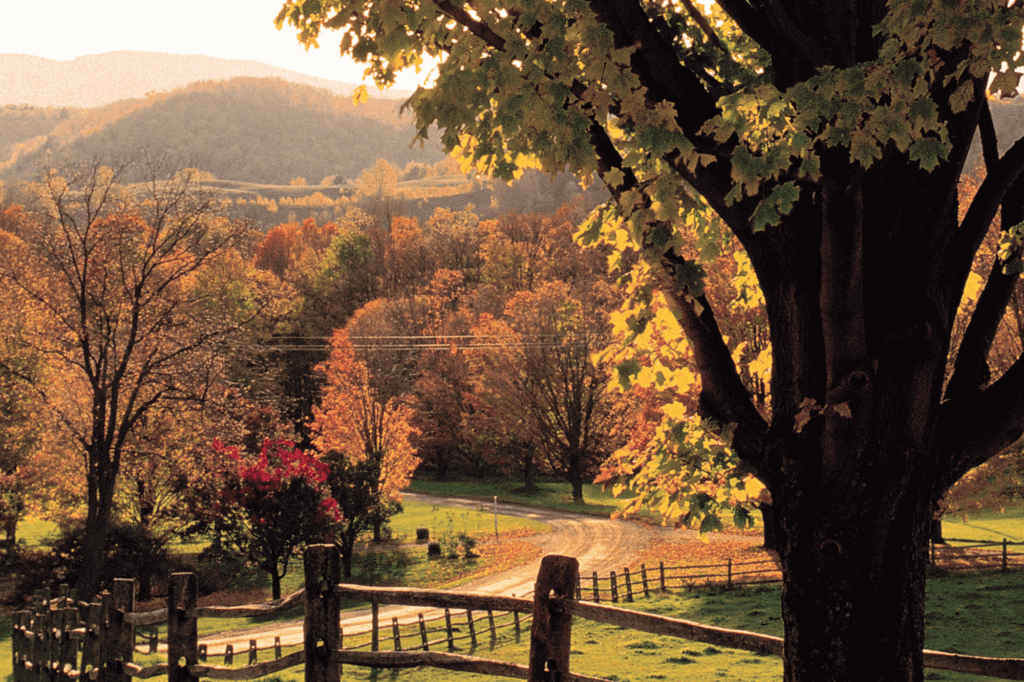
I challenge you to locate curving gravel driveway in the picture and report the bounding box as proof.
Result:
[199,493,689,653]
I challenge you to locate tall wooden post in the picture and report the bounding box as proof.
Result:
[167,573,198,682]
[528,555,579,682]
[110,579,134,682]
[81,603,103,682]
[371,601,380,652]
[304,544,340,682]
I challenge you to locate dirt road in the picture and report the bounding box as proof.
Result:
[199,493,688,652]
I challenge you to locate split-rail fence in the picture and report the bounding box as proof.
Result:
[12,544,1024,682]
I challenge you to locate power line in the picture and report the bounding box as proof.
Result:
[256,333,610,352]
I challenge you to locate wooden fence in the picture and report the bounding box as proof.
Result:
[12,544,1024,682]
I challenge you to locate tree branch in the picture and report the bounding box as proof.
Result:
[714,0,777,53]
[432,0,506,51]
[758,0,830,68]
[979,98,1000,174]
[938,350,1024,487]
[678,0,725,52]
[944,133,1024,307]
[656,250,769,469]
[585,0,719,135]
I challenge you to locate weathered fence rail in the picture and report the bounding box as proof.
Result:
[13,543,1024,682]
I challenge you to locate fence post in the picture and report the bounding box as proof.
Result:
[274,637,282,660]
[248,640,257,665]
[110,579,134,682]
[167,573,198,682]
[591,572,599,603]
[304,544,341,682]
[528,555,579,682]
[29,592,44,682]
[371,600,380,652]
[641,565,650,598]
[1003,539,1009,571]
[610,571,619,604]
[224,645,233,666]
[623,568,634,603]
[392,618,402,651]
[659,562,666,592]
[418,614,429,651]
[487,610,497,642]
[81,603,103,682]
[11,610,25,682]
[727,559,733,588]
[59,600,79,682]
[467,610,477,648]
[444,609,454,651]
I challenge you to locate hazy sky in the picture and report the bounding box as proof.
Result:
[3,0,428,89]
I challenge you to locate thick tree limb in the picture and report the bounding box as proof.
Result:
[979,98,1000,174]
[945,253,1023,402]
[944,133,1024,307]
[715,0,777,54]
[938,351,1024,486]
[759,0,830,68]
[655,250,769,468]
[586,0,719,135]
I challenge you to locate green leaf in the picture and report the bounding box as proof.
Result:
[752,201,781,233]
[733,506,755,529]
[909,137,947,171]
[850,130,882,168]
[699,513,724,534]
[615,359,642,389]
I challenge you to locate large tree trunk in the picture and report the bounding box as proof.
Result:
[76,466,117,602]
[776,483,932,681]
[522,447,536,493]
[270,570,282,601]
[569,476,584,504]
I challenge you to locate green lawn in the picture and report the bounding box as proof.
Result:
[388,498,548,544]
[941,506,1024,544]
[407,477,648,520]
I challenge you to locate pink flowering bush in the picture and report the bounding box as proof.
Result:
[216,438,339,599]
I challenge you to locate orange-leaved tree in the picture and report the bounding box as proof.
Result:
[468,280,635,503]
[312,329,419,545]
[0,160,267,600]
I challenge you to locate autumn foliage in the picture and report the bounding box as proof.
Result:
[312,329,421,500]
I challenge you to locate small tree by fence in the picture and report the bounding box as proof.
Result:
[13,544,1024,682]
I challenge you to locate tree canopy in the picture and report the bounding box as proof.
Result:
[277,1,1024,679]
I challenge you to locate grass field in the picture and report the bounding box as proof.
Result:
[407,478,646,520]
[942,507,1024,543]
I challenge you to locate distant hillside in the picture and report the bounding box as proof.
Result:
[1,78,443,186]
[0,51,410,108]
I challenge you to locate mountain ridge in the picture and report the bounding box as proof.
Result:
[0,50,410,108]
[0,77,441,186]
